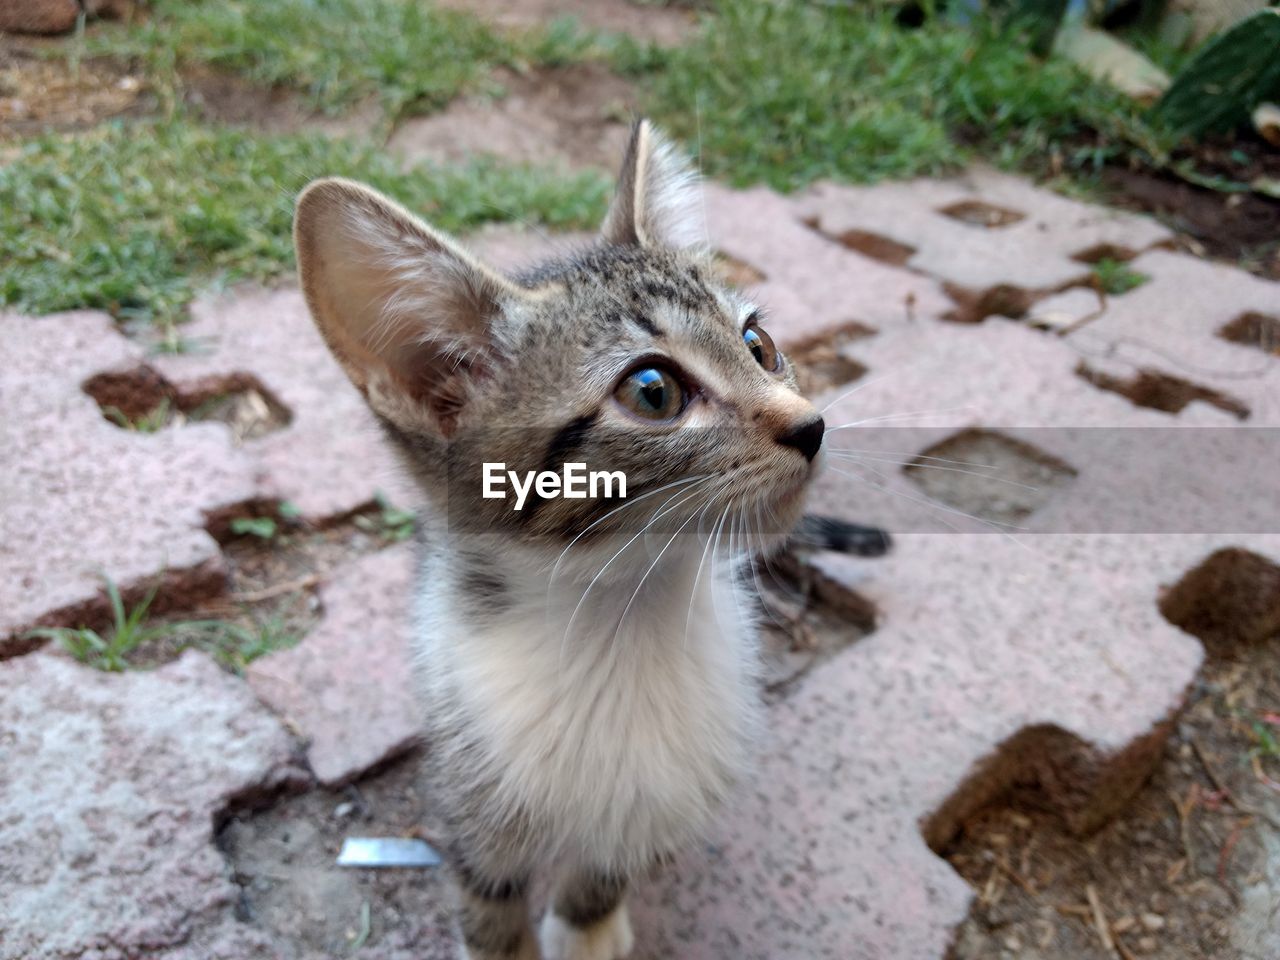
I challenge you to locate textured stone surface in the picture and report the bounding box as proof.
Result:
[809,319,1280,534]
[0,651,308,960]
[631,532,1231,959]
[0,310,258,647]
[152,287,414,522]
[703,183,954,347]
[1061,249,1280,423]
[799,166,1173,295]
[248,545,421,785]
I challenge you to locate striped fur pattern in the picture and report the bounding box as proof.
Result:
[294,121,826,959]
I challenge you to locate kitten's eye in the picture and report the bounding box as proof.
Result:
[614,366,685,421]
[743,321,779,371]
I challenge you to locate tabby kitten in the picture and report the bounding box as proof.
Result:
[294,120,826,960]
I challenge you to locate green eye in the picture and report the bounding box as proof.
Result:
[744,321,780,371]
[614,366,684,420]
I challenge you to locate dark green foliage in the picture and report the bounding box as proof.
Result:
[1151,9,1280,139]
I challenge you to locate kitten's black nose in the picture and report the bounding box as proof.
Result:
[776,416,824,462]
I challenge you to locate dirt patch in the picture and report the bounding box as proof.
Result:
[1072,242,1142,265]
[0,37,147,137]
[786,323,876,397]
[387,63,637,172]
[1075,363,1251,421]
[181,66,383,140]
[1218,312,1280,358]
[945,631,1280,960]
[436,0,698,47]
[83,366,293,442]
[903,429,1078,527]
[939,199,1026,229]
[1100,166,1280,281]
[218,749,457,957]
[830,227,918,266]
[755,550,878,697]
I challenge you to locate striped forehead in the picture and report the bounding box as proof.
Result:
[542,248,752,346]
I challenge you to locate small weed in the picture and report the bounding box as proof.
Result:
[228,499,310,540]
[175,616,299,674]
[22,574,299,672]
[230,516,280,540]
[1092,257,1150,295]
[0,116,609,327]
[25,576,170,671]
[355,493,416,542]
[1251,714,1280,760]
[102,397,173,433]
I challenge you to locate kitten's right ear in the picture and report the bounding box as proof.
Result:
[294,177,534,437]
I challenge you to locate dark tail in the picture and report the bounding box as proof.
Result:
[792,514,892,557]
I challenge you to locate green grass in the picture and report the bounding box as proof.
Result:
[79,0,662,120]
[0,117,609,328]
[1091,257,1149,295]
[23,574,298,673]
[102,397,173,432]
[84,0,511,119]
[24,578,169,672]
[644,0,1171,190]
[176,616,299,674]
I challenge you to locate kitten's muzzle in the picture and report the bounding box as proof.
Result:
[775,415,825,462]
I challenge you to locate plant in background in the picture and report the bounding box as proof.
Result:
[1150,9,1280,141]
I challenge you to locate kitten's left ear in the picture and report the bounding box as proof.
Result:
[601,119,706,251]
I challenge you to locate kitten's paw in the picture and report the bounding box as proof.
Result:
[539,903,634,960]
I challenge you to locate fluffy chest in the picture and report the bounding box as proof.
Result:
[418,561,760,863]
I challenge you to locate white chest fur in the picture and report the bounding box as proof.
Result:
[413,545,760,872]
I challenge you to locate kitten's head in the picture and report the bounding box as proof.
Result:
[294,120,823,562]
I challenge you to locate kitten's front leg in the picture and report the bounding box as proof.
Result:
[539,868,634,960]
[449,857,538,960]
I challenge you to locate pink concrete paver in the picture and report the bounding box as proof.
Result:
[0,310,258,648]
[632,532,1237,960]
[151,287,414,522]
[807,319,1279,534]
[702,183,955,347]
[247,544,420,785]
[1059,249,1280,422]
[797,166,1173,294]
[0,650,309,960]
